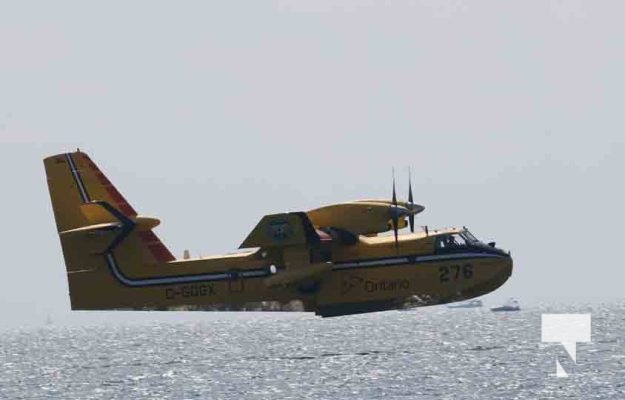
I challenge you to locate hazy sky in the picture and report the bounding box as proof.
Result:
[1,1,624,327]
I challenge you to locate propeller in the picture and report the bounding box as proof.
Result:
[408,168,415,233]
[389,168,423,250]
[391,169,399,251]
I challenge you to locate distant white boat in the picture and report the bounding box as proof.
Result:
[447,299,483,309]
[491,298,520,312]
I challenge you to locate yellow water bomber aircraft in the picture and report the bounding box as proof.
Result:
[44,151,513,317]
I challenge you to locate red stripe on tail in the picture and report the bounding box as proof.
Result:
[138,231,175,262]
[81,154,138,217]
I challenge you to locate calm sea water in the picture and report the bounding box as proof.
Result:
[1,302,624,399]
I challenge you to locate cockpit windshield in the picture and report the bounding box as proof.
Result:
[436,233,466,249]
[435,229,480,251]
[461,229,478,243]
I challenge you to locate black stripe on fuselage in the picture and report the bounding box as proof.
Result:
[65,153,91,203]
[103,251,506,288]
[104,252,273,287]
[332,252,506,271]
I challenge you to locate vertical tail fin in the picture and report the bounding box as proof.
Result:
[44,151,175,309]
[44,152,137,229]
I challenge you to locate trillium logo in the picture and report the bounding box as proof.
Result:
[541,314,591,378]
[341,274,363,295]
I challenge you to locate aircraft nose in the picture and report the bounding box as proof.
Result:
[502,254,513,279]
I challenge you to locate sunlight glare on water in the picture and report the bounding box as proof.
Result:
[1,302,624,399]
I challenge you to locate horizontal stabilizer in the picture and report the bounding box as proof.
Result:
[60,222,121,236]
[80,201,161,231]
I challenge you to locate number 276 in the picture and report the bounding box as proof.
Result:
[439,264,473,282]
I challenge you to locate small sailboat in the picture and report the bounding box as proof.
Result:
[447,299,483,309]
[490,298,520,312]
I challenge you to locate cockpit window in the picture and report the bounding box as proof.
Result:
[436,233,467,249]
[460,229,478,243]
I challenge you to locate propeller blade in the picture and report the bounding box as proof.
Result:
[392,168,397,207]
[408,168,414,233]
[393,220,398,251]
[392,168,399,251]
[408,169,414,204]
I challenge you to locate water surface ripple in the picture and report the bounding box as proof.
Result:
[1,302,623,399]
